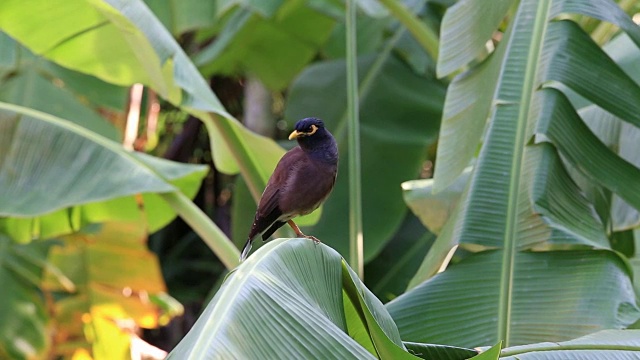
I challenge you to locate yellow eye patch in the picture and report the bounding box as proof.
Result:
[288,124,319,140]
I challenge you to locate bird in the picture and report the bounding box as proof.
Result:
[240,117,338,261]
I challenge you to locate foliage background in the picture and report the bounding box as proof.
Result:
[0,0,640,359]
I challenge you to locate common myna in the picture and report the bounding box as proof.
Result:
[240,117,338,261]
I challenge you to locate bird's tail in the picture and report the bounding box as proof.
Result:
[240,238,253,261]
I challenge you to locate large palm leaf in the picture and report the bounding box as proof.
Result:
[0,0,286,206]
[389,0,640,348]
[0,103,207,242]
[168,239,421,359]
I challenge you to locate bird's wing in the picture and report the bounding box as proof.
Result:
[246,147,305,240]
[246,185,281,242]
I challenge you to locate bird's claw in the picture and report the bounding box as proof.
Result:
[303,235,321,245]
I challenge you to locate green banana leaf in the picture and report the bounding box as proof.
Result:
[388,250,639,348]
[0,102,207,242]
[436,0,514,77]
[578,104,640,231]
[633,228,640,298]
[408,330,640,359]
[433,1,640,191]
[166,237,640,359]
[407,143,611,287]
[323,13,387,59]
[565,32,640,232]
[285,43,445,260]
[168,238,420,359]
[499,329,640,359]
[194,1,335,90]
[534,88,640,210]
[392,0,640,349]
[364,215,434,302]
[0,0,290,206]
[440,330,640,359]
[0,235,53,359]
[597,33,640,297]
[403,342,478,360]
[0,32,122,140]
[216,0,285,18]
[402,168,470,236]
[166,236,639,359]
[144,0,216,36]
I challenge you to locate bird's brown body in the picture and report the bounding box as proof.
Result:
[247,147,337,240]
[241,118,338,260]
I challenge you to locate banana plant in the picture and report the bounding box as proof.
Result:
[387,0,640,349]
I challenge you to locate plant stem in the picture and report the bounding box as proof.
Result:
[205,114,266,201]
[346,0,364,279]
[161,192,240,269]
[377,0,439,60]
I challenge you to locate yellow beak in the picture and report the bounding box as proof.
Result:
[288,130,301,140]
[289,124,318,140]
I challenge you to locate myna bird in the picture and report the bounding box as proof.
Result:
[240,117,338,261]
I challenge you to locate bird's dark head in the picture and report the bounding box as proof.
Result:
[288,117,337,163]
[288,117,326,140]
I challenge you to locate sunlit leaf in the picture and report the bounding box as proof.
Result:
[0,102,207,242]
[168,238,417,359]
[0,32,122,140]
[42,222,181,359]
[402,169,469,234]
[0,0,286,204]
[437,0,513,77]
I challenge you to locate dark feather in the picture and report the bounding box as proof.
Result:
[246,188,282,241]
[240,149,305,260]
[262,221,286,241]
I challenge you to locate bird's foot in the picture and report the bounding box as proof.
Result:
[303,235,321,245]
[288,220,321,244]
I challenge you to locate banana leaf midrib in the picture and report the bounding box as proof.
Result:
[477,0,553,346]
